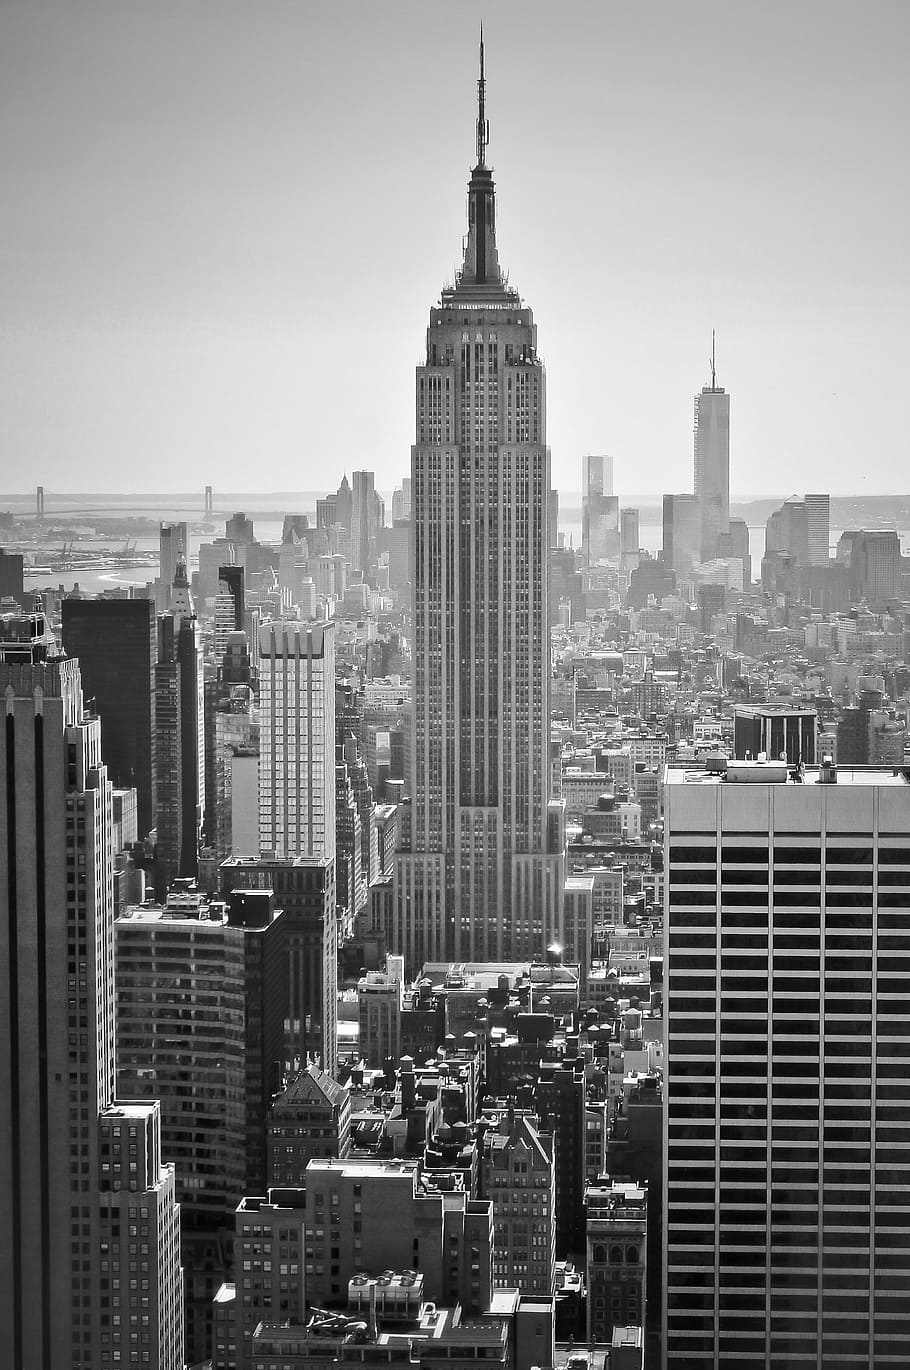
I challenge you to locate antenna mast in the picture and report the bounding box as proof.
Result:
[711,329,716,390]
[476,25,489,167]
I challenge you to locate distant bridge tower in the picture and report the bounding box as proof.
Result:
[204,485,213,518]
[36,485,45,519]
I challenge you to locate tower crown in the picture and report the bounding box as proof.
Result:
[449,31,511,297]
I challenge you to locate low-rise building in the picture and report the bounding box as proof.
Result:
[585,1180,647,1344]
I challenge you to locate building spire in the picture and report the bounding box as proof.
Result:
[476,24,489,168]
[448,30,510,297]
[710,329,717,390]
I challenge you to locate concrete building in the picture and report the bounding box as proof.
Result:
[396,48,562,969]
[258,620,336,861]
[116,890,286,1212]
[535,1058,587,1259]
[302,1159,493,1313]
[212,1187,309,1370]
[221,854,338,1078]
[663,758,910,1368]
[358,959,405,1067]
[480,1111,556,1295]
[0,645,182,1370]
[562,875,596,983]
[585,1180,647,1345]
[116,888,286,1359]
[733,702,817,765]
[268,1065,352,1186]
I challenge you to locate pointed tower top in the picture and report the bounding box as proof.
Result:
[476,24,489,169]
[711,329,717,389]
[170,556,195,624]
[443,32,517,302]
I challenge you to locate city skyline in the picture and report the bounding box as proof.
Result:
[3,8,910,1366]
[3,1,908,495]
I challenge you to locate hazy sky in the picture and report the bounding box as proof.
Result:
[2,0,908,500]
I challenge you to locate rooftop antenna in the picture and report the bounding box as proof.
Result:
[710,329,717,389]
[476,24,489,167]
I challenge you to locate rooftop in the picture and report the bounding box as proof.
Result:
[665,760,910,787]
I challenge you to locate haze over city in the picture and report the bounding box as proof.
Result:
[5,6,910,1370]
[3,0,908,496]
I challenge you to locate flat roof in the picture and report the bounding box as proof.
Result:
[101,1102,158,1120]
[306,1159,417,1179]
[611,1325,643,1348]
[665,762,910,787]
[116,907,228,926]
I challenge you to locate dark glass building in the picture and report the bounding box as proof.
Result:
[61,597,156,834]
[0,548,24,607]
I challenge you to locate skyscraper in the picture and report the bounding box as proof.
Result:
[61,596,157,835]
[258,620,335,861]
[0,547,24,607]
[116,888,285,1360]
[214,564,245,660]
[663,757,910,1368]
[395,38,563,969]
[0,634,183,1370]
[221,854,338,1079]
[805,492,831,566]
[351,469,384,576]
[583,454,620,564]
[157,521,188,611]
[154,564,204,897]
[583,454,614,500]
[693,337,730,562]
[620,506,640,563]
[662,493,702,579]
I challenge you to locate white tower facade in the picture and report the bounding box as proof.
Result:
[258,620,336,860]
[394,39,563,970]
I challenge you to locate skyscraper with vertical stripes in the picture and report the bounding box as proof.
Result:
[0,624,183,1369]
[663,757,910,1368]
[394,38,563,970]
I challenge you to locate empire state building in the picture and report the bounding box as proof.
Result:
[394,39,565,970]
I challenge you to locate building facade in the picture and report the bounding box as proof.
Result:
[221,854,338,1077]
[693,350,730,563]
[0,646,182,1370]
[663,759,910,1368]
[258,620,335,861]
[585,1180,648,1345]
[481,1112,556,1295]
[395,40,561,970]
[267,1065,352,1186]
[61,596,157,834]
